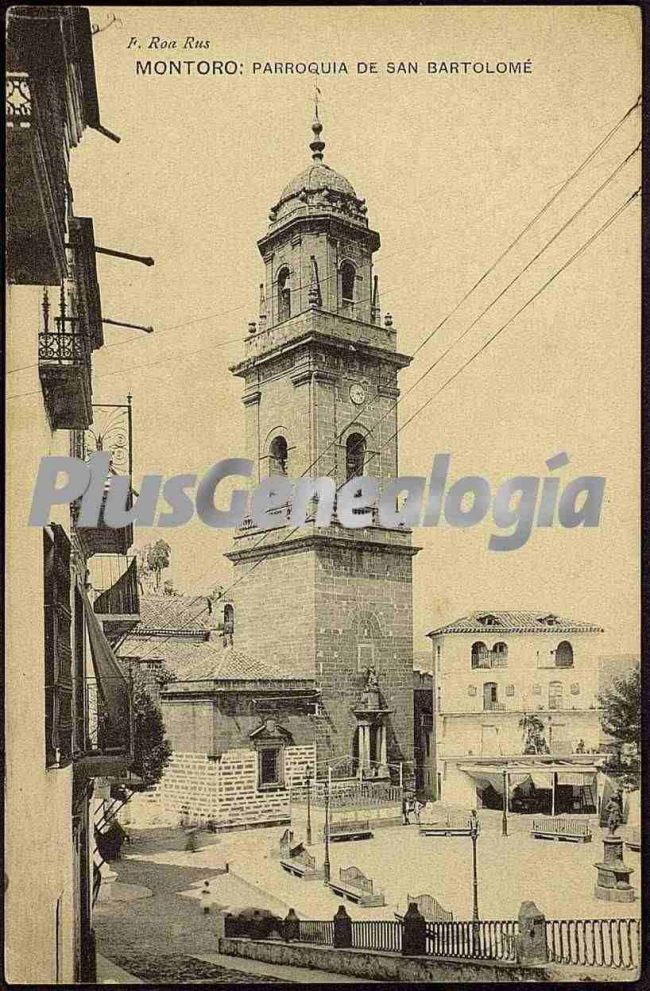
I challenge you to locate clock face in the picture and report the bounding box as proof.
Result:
[349,384,366,406]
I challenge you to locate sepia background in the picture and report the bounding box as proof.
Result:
[12,4,638,653]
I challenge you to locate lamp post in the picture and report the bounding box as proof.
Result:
[305,769,313,846]
[469,810,480,922]
[323,779,331,884]
[502,767,509,837]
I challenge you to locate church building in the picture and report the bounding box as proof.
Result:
[146,111,419,827]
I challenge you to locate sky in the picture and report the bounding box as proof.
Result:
[34,5,641,654]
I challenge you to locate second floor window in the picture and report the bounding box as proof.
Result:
[555,640,574,667]
[223,603,234,636]
[471,641,490,668]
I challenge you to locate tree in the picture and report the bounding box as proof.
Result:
[136,539,172,592]
[598,665,640,788]
[129,665,173,786]
[519,713,550,754]
[146,539,172,591]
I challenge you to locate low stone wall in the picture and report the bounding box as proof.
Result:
[218,937,550,983]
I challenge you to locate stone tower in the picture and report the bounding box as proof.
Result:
[227,111,418,783]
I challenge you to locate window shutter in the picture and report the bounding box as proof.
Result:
[44,525,73,765]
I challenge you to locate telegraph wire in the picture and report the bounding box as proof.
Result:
[47,97,643,638]
[7,94,640,391]
[364,187,642,470]
[344,142,641,461]
[128,137,642,642]
[133,186,641,657]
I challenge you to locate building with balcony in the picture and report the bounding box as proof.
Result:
[427,610,607,816]
[5,8,139,984]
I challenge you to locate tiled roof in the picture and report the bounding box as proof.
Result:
[118,634,310,684]
[135,594,214,634]
[427,610,604,637]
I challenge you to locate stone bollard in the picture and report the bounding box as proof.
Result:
[515,901,548,965]
[402,901,426,956]
[333,905,352,948]
[284,908,300,943]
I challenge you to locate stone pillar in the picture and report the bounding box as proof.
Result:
[515,901,548,965]
[594,834,635,902]
[333,905,352,948]
[402,902,426,956]
[359,723,369,770]
[379,722,387,767]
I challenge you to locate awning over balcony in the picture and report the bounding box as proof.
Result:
[82,588,132,757]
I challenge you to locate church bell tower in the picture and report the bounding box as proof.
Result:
[227,111,418,782]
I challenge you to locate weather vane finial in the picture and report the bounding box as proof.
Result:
[310,86,325,162]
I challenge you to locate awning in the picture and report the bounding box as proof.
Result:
[82,588,132,755]
[459,762,601,790]
[556,771,597,786]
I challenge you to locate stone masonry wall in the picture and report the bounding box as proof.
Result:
[156,744,315,828]
[314,542,415,782]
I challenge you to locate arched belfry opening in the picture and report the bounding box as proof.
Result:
[346,432,366,480]
[340,261,356,307]
[269,435,288,475]
[277,267,291,323]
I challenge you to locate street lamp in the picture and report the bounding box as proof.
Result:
[305,769,313,846]
[469,810,480,922]
[323,779,331,884]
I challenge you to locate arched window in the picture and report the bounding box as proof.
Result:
[223,603,234,636]
[269,435,288,475]
[549,681,563,709]
[555,641,573,668]
[341,261,356,304]
[277,267,291,323]
[492,642,509,667]
[471,641,489,669]
[346,432,366,480]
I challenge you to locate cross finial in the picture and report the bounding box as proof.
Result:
[310,86,325,162]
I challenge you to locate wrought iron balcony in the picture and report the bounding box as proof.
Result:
[91,555,140,642]
[73,486,135,559]
[38,296,93,430]
[6,70,68,285]
[72,400,135,557]
[483,701,506,712]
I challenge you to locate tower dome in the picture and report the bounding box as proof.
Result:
[268,113,369,229]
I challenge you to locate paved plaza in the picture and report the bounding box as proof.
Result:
[118,814,641,925]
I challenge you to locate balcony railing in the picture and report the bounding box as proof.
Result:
[6,70,68,284]
[73,486,135,559]
[38,298,93,430]
[483,701,506,712]
[92,556,140,641]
